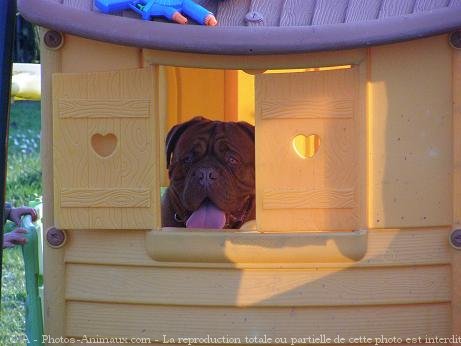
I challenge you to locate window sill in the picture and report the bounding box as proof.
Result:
[145,229,367,264]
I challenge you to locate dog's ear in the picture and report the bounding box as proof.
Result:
[236,121,255,142]
[165,116,211,169]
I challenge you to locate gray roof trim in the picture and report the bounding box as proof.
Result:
[19,0,461,55]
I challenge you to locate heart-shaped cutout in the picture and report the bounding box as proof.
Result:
[91,133,117,158]
[292,134,320,159]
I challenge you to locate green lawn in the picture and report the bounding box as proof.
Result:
[1,101,41,346]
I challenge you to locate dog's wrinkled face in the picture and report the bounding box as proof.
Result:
[163,117,255,229]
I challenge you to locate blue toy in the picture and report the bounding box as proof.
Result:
[95,0,218,26]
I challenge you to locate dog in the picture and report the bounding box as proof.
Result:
[162,116,255,229]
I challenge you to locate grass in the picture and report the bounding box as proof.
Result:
[6,101,41,205]
[1,100,41,346]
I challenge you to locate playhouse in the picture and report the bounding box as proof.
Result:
[18,0,461,343]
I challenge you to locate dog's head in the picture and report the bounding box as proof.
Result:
[165,116,255,229]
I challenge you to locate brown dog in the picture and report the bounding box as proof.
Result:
[162,116,255,229]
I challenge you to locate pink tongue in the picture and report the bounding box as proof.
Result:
[186,201,226,229]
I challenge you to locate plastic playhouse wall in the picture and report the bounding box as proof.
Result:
[39,29,461,344]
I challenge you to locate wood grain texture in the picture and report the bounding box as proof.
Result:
[53,73,90,228]
[61,189,150,208]
[53,67,158,229]
[368,36,452,228]
[257,67,356,104]
[58,99,151,118]
[413,0,449,12]
[119,67,159,229]
[88,120,122,228]
[62,0,93,10]
[378,0,415,18]
[279,0,315,26]
[279,0,316,26]
[263,189,354,209]
[65,264,451,307]
[256,66,362,231]
[66,302,450,340]
[195,0,218,15]
[311,0,349,25]
[64,228,451,268]
[260,97,353,119]
[248,0,285,26]
[345,0,382,22]
[216,0,251,26]
[45,0,457,26]
[87,71,122,229]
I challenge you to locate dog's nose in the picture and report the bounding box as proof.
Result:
[196,167,217,186]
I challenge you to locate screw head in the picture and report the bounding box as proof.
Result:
[46,227,67,248]
[44,30,64,50]
[245,11,264,24]
[449,31,461,49]
[450,229,461,249]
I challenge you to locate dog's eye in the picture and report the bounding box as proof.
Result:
[183,153,194,164]
[226,153,239,165]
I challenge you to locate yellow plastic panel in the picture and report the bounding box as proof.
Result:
[53,67,159,229]
[237,71,255,124]
[452,47,461,336]
[368,36,452,228]
[65,228,451,269]
[255,66,365,231]
[147,229,367,263]
[66,262,449,307]
[67,302,450,341]
[165,67,227,131]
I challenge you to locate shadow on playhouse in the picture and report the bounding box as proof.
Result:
[14,0,461,344]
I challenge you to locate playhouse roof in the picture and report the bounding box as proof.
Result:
[19,0,461,55]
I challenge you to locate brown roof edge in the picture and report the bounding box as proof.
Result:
[19,0,461,55]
